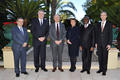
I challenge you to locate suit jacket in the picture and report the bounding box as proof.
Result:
[11,26,29,50]
[80,24,95,49]
[31,18,49,46]
[95,21,113,47]
[66,26,81,46]
[49,22,66,47]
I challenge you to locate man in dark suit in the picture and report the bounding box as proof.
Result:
[95,12,113,76]
[49,14,66,72]
[31,10,49,72]
[80,16,95,74]
[12,17,29,77]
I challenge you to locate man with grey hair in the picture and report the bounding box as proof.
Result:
[31,10,49,72]
[49,14,66,72]
[95,11,112,76]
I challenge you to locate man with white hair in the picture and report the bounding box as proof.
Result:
[31,10,49,72]
[95,11,112,76]
[49,14,66,72]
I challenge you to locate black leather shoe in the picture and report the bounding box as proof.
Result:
[35,68,39,72]
[69,67,76,72]
[87,71,90,74]
[16,74,20,77]
[52,67,57,72]
[102,72,106,76]
[96,70,102,73]
[80,70,86,73]
[21,72,28,75]
[41,68,48,72]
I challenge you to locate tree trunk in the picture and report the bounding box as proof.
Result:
[51,0,57,23]
[46,0,50,24]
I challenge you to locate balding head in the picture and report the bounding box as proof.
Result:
[54,14,60,23]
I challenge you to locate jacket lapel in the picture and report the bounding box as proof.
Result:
[102,21,107,32]
[16,26,24,37]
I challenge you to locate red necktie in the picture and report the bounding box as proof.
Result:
[101,22,104,32]
[56,24,59,40]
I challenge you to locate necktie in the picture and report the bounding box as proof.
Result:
[20,27,24,35]
[40,19,43,25]
[101,22,104,32]
[56,23,59,40]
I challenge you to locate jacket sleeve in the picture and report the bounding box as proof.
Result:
[49,24,56,41]
[25,28,29,43]
[45,20,49,38]
[108,23,113,45]
[31,19,40,39]
[91,26,95,47]
[61,24,66,41]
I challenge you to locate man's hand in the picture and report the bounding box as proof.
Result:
[106,45,111,50]
[55,40,62,45]
[90,47,94,51]
[67,40,72,44]
[23,42,27,47]
[38,37,45,42]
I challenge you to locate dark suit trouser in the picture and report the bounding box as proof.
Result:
[70,57,77,69]
[82,48,92,71]
[12,47,26,74]
[34,43,46,69]
[97,46,108,72]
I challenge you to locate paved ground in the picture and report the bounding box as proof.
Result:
[0,68,120,80]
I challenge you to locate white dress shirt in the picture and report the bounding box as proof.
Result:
[38,18,43,25]
[55,22,60,31]
[101,20,106,29]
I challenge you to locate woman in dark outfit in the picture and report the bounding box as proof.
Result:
[66,18,81,72]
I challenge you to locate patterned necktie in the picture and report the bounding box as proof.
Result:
[20,27,24,35]
[56,23,59,40]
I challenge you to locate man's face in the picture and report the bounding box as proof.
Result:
[38,11,44,19]
[100,12,107,21]
[84,18,89,24]
[54,15,60,23]
[17,19,24,27]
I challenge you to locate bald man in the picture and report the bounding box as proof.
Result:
[49,14,66,72]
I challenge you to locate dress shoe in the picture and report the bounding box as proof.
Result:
[102,72,106,76]
[58,68,64,72]
[35,68,39,72]
[52,68,57,72]
[80,69,86,73]
[87,71,90,74]
[69,67,76,72]
[41,68,48,72]
[21,72,28,75]
[16,74,20,77]
[96,70,102,73]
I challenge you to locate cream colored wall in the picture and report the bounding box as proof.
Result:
[2,47,120,69]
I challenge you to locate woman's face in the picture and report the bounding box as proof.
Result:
[70,20,76,27]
